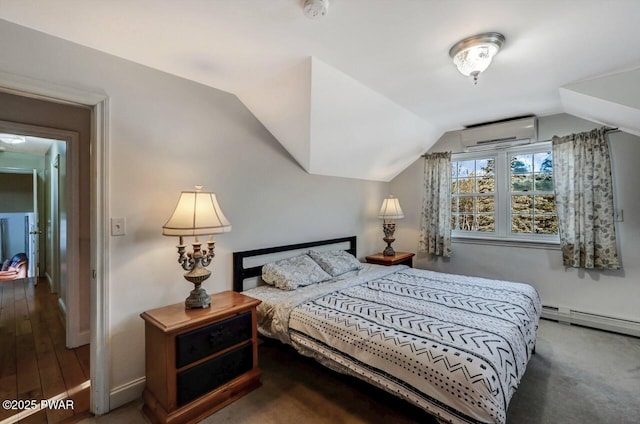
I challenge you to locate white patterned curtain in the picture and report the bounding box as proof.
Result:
[419,152,452,257]
[552,128,620,269]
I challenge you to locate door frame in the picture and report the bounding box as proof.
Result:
[0,120,84,345]
[30,169,39,279]
[51,153,60,294]
[0,70,111,415]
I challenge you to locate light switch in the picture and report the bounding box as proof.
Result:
[111,217,126,236]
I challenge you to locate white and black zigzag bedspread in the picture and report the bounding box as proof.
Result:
[247,266,541,424]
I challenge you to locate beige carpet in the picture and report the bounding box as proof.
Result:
[80,319,640,424]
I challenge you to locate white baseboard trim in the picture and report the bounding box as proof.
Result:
[58,297,67,315]
[542,305,640,337]
[109,377,146,411]
[70,330,91,348]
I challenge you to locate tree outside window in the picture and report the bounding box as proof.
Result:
[510,151,557,235]
[451,145,558,242]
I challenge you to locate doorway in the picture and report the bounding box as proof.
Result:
[0,81,110,416]
[0,120,90,422]
[0,123,84,348]
[0,168,38,280]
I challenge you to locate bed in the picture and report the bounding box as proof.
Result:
[233,236,541,424]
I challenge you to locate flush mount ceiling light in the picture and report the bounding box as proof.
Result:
[303,0,329,19]
[449,32,505,84]
[0,133,27,144]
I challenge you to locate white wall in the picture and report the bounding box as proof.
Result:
[0,20,388,406]
[390,113,640,323]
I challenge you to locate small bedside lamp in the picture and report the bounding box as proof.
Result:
[378,196,404,256]
[163,186,231,309]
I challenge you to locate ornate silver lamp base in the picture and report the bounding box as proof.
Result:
[185,283,211,309]
[177,238,215,309]
[383,239,396,256]
[183,263,212,309]
[382,221,397,256]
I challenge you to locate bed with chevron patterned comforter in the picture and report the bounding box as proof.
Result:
[246,264,541,424]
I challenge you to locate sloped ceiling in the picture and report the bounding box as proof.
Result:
[1,1,640,180]
[560,68,640,137]
[238,57,440,181]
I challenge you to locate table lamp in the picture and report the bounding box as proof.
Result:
[378,196,404,256]
[162,186,231,309]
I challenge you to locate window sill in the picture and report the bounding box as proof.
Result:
[452,236,561,250]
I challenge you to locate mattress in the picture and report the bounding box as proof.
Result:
[245,264,541,424]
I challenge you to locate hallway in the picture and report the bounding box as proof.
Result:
[0,278,89,423]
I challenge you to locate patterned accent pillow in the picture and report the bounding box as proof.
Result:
[308,249,363,277]
[262,254,332,290]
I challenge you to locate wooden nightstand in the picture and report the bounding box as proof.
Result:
[140,291,261,424]
[366,252,415,267]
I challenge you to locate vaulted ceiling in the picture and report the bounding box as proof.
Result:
[1,1,639,180]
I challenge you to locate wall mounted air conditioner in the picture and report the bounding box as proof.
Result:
[461,116,538,152]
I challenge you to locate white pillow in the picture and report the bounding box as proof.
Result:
[308,249,363,277]
[262,254,332,290]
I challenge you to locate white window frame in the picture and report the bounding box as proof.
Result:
[452,142,560,246]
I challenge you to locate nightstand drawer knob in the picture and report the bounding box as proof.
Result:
[176,312,252,368]
[209,328,224,344]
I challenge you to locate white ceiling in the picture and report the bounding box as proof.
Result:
[1,0,639,179]
[0,135,54,156]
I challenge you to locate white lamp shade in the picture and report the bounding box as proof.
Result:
[163,187,231,236]
[378,196,404,219]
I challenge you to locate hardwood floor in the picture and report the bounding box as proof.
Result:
[0,278,90,424]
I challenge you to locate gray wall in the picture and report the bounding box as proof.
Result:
[0,19,388,401]
[0,212,27,259]
[0,172,33,261]
[390,113,640,323]
[0,172,33,212]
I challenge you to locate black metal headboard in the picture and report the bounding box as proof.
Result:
[232,236,357,292]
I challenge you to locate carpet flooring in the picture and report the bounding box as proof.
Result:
[79,319,640,424]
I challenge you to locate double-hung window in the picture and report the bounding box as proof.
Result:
[451,143,558,244]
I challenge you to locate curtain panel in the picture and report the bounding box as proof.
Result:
[552,128,620,269]
[419,152,452,257]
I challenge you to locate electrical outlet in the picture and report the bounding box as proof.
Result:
[614,209,623,222]
[111,217,126,236]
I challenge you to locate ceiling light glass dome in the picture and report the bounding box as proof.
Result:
[449,32,505,84]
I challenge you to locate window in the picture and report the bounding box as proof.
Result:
[510,151,557,235]
[451,143,558,243]
[451,158,496,232]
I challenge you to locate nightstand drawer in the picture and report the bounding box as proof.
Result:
[176,311,252,368]
[142,292,262,423]
[176,342,253,406]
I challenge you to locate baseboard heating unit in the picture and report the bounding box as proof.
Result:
[542,305,640,338]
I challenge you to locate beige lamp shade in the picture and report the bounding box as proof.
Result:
[378,196,404,219]
[162,186,231,236]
